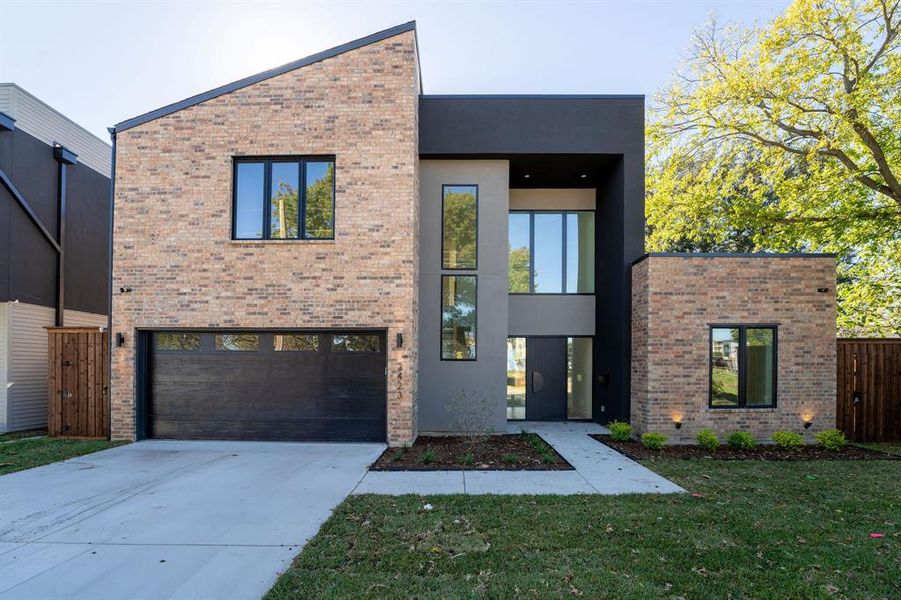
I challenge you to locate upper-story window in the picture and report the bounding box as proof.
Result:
[508,211,595,294]
[233,157,335,240]
[442,185,478,269]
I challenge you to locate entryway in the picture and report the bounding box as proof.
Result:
[507,336,593,421]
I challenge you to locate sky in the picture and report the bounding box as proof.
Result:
[0,0,791,141]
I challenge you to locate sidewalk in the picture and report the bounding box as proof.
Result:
[353,422,684,495]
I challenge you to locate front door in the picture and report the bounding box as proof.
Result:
[525,337,567,420]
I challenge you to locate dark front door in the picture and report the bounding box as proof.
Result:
[146,330,387,442]
[525,337,567,420]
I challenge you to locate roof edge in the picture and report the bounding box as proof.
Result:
[632,252,838,266]
[112,21,417,133]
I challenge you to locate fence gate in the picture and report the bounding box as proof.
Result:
[47,327,109,438]
[837,338,901,442]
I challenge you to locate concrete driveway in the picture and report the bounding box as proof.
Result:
[0,440,383,599]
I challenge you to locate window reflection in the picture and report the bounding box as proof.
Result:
[304,161,335,239]
[270,162,299,239]
[441,275,477,360]
[506,337,526,419]
[235,162,264,239]
[442,185,478,269]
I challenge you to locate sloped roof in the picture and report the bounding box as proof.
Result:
[112,21,417,134]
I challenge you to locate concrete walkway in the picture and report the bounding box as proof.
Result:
[0,440,383,600]
[354,422,684,495]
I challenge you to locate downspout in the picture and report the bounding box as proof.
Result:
[106,128,117,440]
[52,145,78,327]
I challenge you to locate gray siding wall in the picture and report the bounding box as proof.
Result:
[418,160,509,432]
[1,301,106,432]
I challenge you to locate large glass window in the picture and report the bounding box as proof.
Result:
[506,337,526,419]
[441,275,477,360]
[567,337,593,419]
[442,185,478,269]
[710,326,776,408]
[508,211,594,294]
[233,158,335,240]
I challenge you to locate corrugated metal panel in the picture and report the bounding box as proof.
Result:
[0,84,111,177]
[7,302,54,431]
[0,303,8,432]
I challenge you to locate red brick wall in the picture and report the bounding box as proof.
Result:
[631,256,836,442]
[111,32,420,444]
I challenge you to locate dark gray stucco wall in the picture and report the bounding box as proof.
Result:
[418,160,509,433]
[508,295,595,336]
[0,127,110,314]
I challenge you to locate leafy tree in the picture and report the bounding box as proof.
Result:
[508,246,531,292]
[270,182,298,239]
[648,0,901,336]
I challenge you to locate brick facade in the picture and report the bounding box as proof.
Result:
[110,31,420,444]
[631,255,836,442]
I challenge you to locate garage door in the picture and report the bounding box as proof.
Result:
[146,331,386,442]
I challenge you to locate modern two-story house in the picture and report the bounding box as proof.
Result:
[109,22,836,445]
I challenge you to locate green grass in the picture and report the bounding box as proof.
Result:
[267,459,900,599]
[0,436,127,475]
[711,367,739,405]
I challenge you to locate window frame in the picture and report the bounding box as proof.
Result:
[231,156,336,241]
[708,324,778,409]
[508,209,595,295]
[440,184,479,271]
[440,274,478,361]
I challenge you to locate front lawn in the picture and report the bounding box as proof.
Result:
[0,436,127,475]
[267,458,899,599]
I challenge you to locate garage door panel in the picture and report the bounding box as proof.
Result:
[151,416,386,442]
[147,331,386,442]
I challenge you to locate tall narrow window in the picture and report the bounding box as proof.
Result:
[233,158,334,240]
[710,326,776,408]
[442,185,478,269]
[506,337,526,419]
[567,337,592,419]
[508,213,531,293]
[270,162,299,239]
[304,161,335,240]
[566,212,595,293]
[533,213,563,293]
[234,162,265,239]
[441,275,477,360]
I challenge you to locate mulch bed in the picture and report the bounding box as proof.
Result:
[371,434,573,471]
[591,435,901,461]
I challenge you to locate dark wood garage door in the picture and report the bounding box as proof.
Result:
[146,331,386,442]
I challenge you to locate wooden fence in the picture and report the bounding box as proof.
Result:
[837,338,901,442]
[47,327,109,438]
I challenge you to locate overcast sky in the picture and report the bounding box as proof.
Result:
[0,0,790,141]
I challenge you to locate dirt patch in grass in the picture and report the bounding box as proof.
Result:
[592,434,900,461]
[371,433,572,471]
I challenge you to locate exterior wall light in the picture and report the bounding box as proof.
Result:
[802,415,813,429]
[672,415,683,429]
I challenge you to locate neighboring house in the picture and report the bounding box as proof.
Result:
[109,22,836,445]
[0,83,111,433]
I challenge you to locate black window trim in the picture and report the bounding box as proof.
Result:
[708,324,778,409]
[232,156,336,241]
[508,209,596,295]
[440,183,479,271]
[440,273,478,362]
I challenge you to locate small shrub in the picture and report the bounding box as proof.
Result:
[772,431,804,449]
[727,431,756,450]
[540,451,556,465]
[502,453,518,464]
[695,429,720,451]
[641,432,668,450]
[461,452,474,466]
[526,433,545,451]
[815,428,848,451]
[420,447,437,465]
[608,421,633,442]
